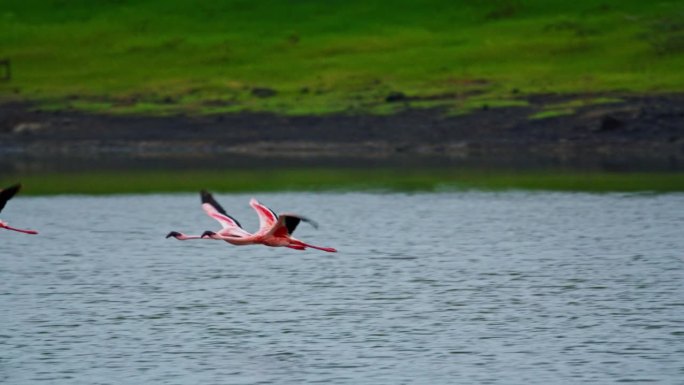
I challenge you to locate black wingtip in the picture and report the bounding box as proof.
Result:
[1,183,21,196]
[200,189,229,216]
[166,231,181,239]
[201,230,216,238]
[301,216,319,229]
[283,216,301,235]
[281,215,318,235]
[200,189,210,202]
[0,183,22,213]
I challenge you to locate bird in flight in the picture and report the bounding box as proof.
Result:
[167,190,337,252]
[0,183,38,235]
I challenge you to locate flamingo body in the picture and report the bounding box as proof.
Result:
[167,191,337,253]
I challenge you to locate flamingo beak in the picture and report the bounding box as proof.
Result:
[166,231,181,239]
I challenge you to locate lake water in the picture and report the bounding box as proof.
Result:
[1,192,683,384]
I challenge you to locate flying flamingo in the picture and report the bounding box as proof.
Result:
[167,190,337,252]
[0,183,38,235]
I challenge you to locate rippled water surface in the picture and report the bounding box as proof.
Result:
[2,192,683,384]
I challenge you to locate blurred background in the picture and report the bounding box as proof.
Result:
[1,0,683,192]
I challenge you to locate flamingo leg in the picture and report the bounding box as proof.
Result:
[291,240,337,253]
[1,224,38,235]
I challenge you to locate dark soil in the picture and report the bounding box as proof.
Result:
[1,93,683,171]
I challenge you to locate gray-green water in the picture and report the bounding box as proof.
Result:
[2,192,683,384]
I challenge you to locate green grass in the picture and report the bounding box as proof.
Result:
[4,169,684,195]
[1,0,683,115]
[529,96,624,119]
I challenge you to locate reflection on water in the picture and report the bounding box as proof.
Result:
[2,192,683,384]
[3,150,684,174]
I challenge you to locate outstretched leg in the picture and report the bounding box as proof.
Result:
[291,240,337,253]
[0,222,38,235]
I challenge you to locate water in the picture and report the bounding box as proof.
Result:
[2,192,683,384]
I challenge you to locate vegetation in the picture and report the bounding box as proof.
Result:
[1,0,683,115]
[3,169,684,195]
[528,97,623,119]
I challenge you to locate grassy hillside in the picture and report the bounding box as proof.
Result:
[5,169,684,194]
[1,0,683,115]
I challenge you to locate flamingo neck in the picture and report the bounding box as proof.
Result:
[215,234,256,245]
[177,233,204,240]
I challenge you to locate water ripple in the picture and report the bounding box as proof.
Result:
[1,192,683,384]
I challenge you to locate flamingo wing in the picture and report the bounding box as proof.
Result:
[200,190,243,230]
[249,198,278,233]
[268,213,318,238]
[0,184,21,213]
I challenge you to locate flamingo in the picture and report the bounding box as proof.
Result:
[0,183,38,235]
[167,190,337,252]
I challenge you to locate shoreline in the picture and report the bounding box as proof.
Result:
[1,93,683,172]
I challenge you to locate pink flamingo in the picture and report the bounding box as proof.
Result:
[0,183,38,235]
[167,190,337,252]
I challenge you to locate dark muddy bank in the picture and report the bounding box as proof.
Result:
[1,94,683,172]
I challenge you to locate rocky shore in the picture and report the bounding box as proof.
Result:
[1,93,683,172]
